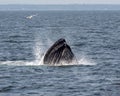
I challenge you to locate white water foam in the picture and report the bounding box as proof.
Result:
[33,40,96,66]
[0,57,96,66]
[0,54,96,66]
[77,56,96,66]
[0,40,96,66]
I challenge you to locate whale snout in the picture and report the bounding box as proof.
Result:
[43,38,75,65]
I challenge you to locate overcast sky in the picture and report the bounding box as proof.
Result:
[0,0,120,4]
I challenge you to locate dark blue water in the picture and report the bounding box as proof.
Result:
[0,11,120,96]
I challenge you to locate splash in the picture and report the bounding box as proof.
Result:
[77,56,96,65]
[33,41,96,66]
[0,56,96,66]
[33,41,44,66]
[0,40,96,66]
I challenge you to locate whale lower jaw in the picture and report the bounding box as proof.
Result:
[43,38,75,65]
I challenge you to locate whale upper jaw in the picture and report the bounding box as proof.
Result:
[43,38,75,65]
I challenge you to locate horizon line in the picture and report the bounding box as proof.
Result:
[0,4,120,5]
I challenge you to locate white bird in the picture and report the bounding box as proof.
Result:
[26,14,37,19]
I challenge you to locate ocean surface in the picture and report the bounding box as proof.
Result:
[0,11,120,96]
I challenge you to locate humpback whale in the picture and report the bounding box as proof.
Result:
[43,38,75,65]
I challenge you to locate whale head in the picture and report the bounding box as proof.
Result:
[43,38,75,65]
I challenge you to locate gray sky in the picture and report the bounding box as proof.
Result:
[0,0,120,4]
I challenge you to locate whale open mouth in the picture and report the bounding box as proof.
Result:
[43,38,75,65]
